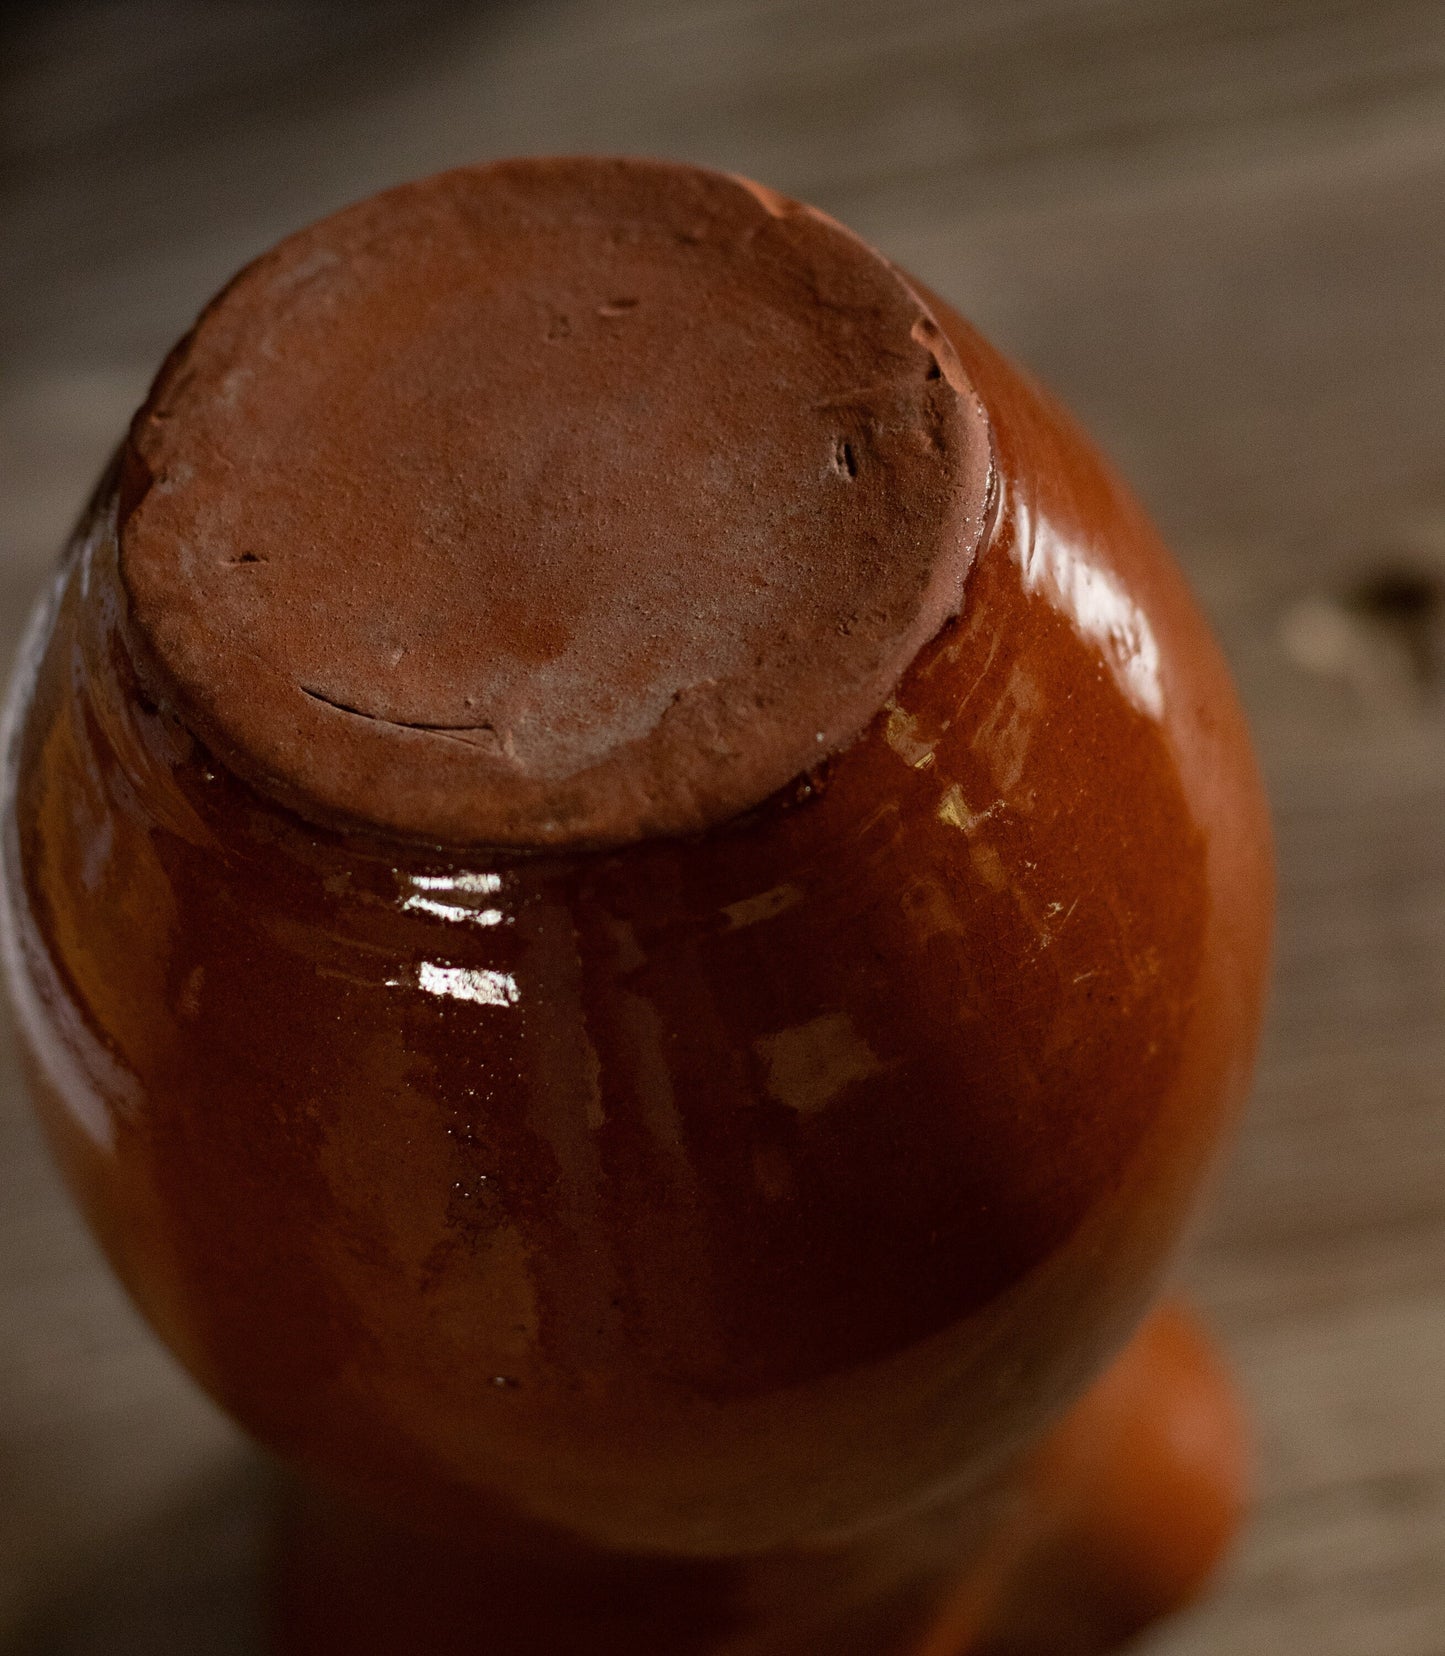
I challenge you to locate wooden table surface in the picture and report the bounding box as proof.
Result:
[3,3,1444,1651]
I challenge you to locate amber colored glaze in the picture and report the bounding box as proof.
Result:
[922,1299,1250,1656]
[1,241,1273,1652]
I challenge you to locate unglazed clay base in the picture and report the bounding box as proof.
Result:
[1,158,1272,1654]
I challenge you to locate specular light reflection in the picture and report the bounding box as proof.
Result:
[1014,498,1164,721]
[416,962,519,1007]
[384,961,520,1005]
[401,870,506,927]
[388,872,519,1004]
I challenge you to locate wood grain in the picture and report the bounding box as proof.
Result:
[2,2,1443,1650]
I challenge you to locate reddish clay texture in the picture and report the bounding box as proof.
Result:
[118,158,992,848]
[1,159,1273,1655]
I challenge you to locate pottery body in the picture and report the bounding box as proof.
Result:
[1,186,1271,1653]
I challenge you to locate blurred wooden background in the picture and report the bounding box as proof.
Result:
[3,2,1445,1651]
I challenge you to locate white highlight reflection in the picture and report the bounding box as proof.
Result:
[411,873,501,894]
[416,962,519,1006]
[401,871,507,927]
[1015,501,1163,721]
[402,895,505,926]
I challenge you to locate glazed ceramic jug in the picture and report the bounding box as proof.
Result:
[1,158,1272,1655]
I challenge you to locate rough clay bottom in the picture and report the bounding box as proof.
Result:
[118,156,993,848]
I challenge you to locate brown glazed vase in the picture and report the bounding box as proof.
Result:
[1,159,1272,1655]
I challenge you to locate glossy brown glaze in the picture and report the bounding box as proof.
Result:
[270,1301,1248,1656]
[1,162,1272,1654]
[939,1300,1250,1656]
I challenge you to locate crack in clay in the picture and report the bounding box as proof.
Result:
[299,686,503,751]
